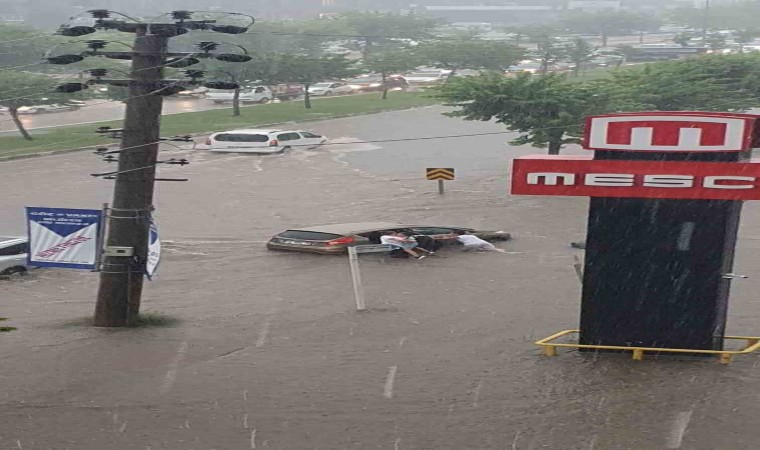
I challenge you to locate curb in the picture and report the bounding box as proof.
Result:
[0,104,437,163]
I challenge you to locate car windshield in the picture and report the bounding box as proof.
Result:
[349,76,381,83]
[313,83,333,88]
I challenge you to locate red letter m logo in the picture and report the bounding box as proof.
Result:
[584,113,754,152]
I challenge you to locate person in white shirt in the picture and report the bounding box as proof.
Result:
[380,232,427,259]
[454,231,505,252]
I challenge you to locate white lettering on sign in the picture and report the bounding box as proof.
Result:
[703,176,755,189]
[585,173,635,186]
[586,114,752,152]
[642,175,695,188]
[526,172,575,186]
[526,172,758,189]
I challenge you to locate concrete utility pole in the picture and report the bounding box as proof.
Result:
[701,0,711,42]
[94,26,168,327]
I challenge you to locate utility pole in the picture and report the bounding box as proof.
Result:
[94,26,168,327]
[52,9,255,327]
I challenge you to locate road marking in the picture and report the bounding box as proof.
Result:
[256,322,271,348]
[119,422,128,433]
[394,438,401,450]
[243,414,249,429]
[666,410,693,449]
[243,390,248,402]
[472,380,483,408]
[588,435,598,450]
[511,431,520,450]
[161,341,188,394]
[398,337,407,347]
[384,366,398,399]
[250,429,257,449]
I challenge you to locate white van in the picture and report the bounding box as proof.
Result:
[0,237,29,275]
[205,86,273,104]
[202,129,328,154]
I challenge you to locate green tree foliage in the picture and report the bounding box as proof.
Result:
[566,37,596,76]
[0,70,83,140]
[362,48,418,99]
[434,53,760,155]
[435,72,617,154]
[417,36,525,79]
[275,54,353,108]
[561,11,662,47]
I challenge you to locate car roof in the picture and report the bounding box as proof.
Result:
[213,129,282,135]
[285,222,471,235]
[0,237,27,244]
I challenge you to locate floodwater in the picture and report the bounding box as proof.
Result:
[3,107,760,449]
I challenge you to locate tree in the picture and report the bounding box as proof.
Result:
[276,54,353,108]
[417,36,524,79]
[528,33,567,75]
[0,71,79,140]
[561,11,662,47]
[705,33,727,51]
[566,37,596,76]
[435,72,617,154]
[206,53,288,115]
[734,29,759,53]
[362,48,419,99]
[335,11,438,58]
[673,32,695,47]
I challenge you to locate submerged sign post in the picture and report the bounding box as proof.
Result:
[511,112,760,357]
[426,168,455,194]
[26,207,103,270]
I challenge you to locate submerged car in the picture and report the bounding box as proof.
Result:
[266,222,511,254]
[201,129,327,154]
[0,237,29,275]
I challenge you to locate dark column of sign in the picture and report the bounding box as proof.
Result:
[580,147,748,350]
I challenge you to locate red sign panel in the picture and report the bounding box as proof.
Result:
[583,112,757,152]
[511,155,760,200]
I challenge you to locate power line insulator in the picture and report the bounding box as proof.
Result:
[172,10,193,21]
[86,40,109,51]
[215,53,252,63]
[212,25,249,35]
[196,41,219,52]
[47,54,85,64]
[89,9,111,19]
[57,25,97,37]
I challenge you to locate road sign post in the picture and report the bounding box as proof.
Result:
[426,168,455,194]
[512,111,760,354]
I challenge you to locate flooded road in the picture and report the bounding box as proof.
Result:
[2,106,760,449]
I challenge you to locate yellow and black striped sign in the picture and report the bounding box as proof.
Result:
[426,167,455,181]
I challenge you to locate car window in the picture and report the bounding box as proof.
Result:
[0,243,27,256]
[300,132,322,139]
[277,132,302,142]
[214,133,269,143]
[254,87,265,93]
[277,231,343,241]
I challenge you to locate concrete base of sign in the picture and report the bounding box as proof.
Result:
[535,329,760,364]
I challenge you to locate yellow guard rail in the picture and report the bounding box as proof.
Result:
[535,330,760,364]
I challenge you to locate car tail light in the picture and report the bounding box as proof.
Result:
[204,137,211,145]
[326,237,355,246]
[269,139,279,147]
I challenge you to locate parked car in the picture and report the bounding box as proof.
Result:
[404,70,451,85]
[266,222,511,254]
[17,101,85,114]
[307,82,355,96]
[201,129,328,154]
[271,84,304,101]
[206,86,273,104]
[0,237,29,275]
[346,75,408,92]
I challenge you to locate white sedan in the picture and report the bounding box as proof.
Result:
[200,129,328,154]
[307,82,355,96]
